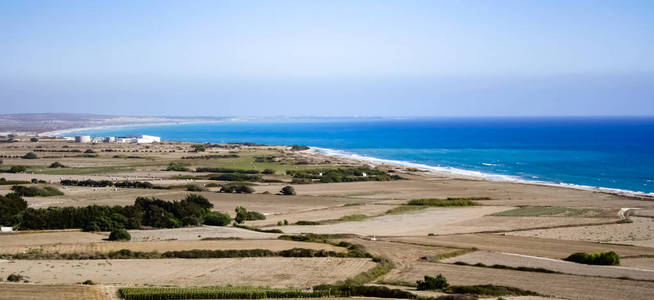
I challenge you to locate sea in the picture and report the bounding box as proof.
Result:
[64,117,654,196]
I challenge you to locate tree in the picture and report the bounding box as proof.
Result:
[416,274,449,290]
[279,185,296,195]
[108,228,131,241]
[21,152,38,159]
[235,206,248,224]
[0,193,27,226]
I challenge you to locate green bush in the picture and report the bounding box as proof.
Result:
[564,251,620,265]
[209,173,261,182]
[234,206,266,223]
[219,183,254,193]
[279,185,296,195]
[295,220,320,225]
[21,152,38,159]
[84,149,96,154]
[204,211,231,226]
[11,185,64,197]
[109,228,131,241]
[166,162,189,171]
[261,169,275,174]
[9,165,27,173]
[417,274,449,290]
[191,144,207,152]
[48,161,66,168]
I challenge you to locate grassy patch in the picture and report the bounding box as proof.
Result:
[386,205,427,215]
[11,185,64,197]
[338,214,369,222]
[407,198,483,207]
[453,261,560,274]
[120,286,334,300]
[491,206,592,217]
[446,285,540,297]
[295,220,321,225]
[427,248,476,261]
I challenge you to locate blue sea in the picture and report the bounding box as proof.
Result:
[66,117,654,195]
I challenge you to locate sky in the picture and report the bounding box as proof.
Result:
[1,0,653,117]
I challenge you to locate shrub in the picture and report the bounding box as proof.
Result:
[109,228,131,241]
[7,273,24,282]
[446,285,540,297]
[9,165,27,173]
[290,145,310,151]
[166,162,189,171]
[417,274,449,290]
[204,211,231,226]
[48,161,66,168]
[82,279,95,285]
[261,169,275,174]
[564,251,620,265]
[219,183,254,193]
[11,185,64,197]
[84,149,96,153]
[338,214,368,222]
[407,198,480,207]
[279,185,296,195]
[234,206,266,224]
[191,144,207,152]
[209,173,261,182]
[21,152,38,159]
[186,184,207,192]
[295,220,320,225]
[30,137,39,142]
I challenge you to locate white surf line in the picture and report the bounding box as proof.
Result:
[499,252,654,273]
[309,147,654,198]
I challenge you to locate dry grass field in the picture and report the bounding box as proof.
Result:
[0,284,107,300]
[0,258,375,288]
[1,239,345,255]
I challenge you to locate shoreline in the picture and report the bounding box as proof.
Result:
[40,121,654,199]
[38,120,225,137]
[308,147,654,199]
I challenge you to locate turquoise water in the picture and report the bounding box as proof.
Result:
[67,117,654,195]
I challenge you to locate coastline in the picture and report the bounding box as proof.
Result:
[309,147,654,199]
[39,120,224,137]
[42,121,654,200]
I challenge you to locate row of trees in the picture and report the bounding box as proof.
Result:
[286,167,402,183]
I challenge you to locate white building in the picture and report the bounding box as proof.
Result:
[135,135,161,144]
[104,136,116,143]
[91,137,104,143]
[75,136,91,143]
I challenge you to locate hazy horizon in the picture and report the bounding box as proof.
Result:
[2,1,653,116]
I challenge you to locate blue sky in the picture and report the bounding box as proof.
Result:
[1,0,653,116]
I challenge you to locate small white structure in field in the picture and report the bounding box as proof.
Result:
[75,135,91,143]
[104,136,116,143]
[1,227,13,233]
[361,172,367,177]
[370,236,377,241]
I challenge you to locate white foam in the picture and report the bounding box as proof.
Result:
[310,147,654,198]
